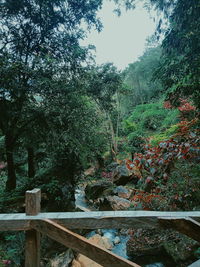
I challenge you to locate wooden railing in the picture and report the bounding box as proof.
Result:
[0,188,200,267]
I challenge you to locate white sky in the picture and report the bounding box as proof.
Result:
[81,1,157,70]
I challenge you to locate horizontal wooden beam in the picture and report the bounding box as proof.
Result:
[31,219,140,267]
[0,216,30,231]
[0,211,199,231]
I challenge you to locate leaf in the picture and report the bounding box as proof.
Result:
[150,167,156,174]
[146,176,153,183]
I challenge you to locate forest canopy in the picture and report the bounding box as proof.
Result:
[0,0,200,265]
[0,0,199,198]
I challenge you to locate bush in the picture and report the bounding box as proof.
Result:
[0,233,25,266]
[150,124,179,146]
[122,101,179,138]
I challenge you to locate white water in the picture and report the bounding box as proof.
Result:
[75,187,167,267]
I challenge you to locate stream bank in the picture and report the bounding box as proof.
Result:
[74,179,199,267]
[47,176,199,267]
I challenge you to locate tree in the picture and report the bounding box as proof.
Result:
[86,63,123,159]
[0,0,103,191]
[150,0,200,109]
[116,0,199,109]
[121,46,163,114]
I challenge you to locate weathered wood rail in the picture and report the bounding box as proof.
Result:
[0,189,200,267]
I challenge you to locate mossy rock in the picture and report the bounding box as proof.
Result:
[164,235,198,262]
[85,181,114,201]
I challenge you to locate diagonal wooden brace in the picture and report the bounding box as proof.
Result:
[31,219,141,267]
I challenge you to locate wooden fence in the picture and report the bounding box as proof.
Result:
[0,188,200,267]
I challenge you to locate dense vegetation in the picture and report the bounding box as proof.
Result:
[0,0,199,265]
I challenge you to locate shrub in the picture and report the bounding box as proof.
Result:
[123,101,179,138]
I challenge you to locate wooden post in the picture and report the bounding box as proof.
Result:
[25,189,41,267]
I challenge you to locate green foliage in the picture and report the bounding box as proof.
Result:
[119,101,179,155]
[124,101,179,137]
[122,120,137,135]
[155,161,200,211]
[0,232,24,266]
[127,133,145,154]
[151,0,200,109]
[121,46,163,114]
[0,0,109,192]
[150,124,179,146]
[194,247,200,259]
[0,136,5,151]
[126,118,200,211]
[0,172,6,194]
[86,63,123,111]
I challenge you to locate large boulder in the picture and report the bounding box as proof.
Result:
[112,164,132,185]
[113,186,132,199]
[49,249,74,267]
[85,181,114,201]
[72,254,102,267]
[126,228,198,266]
[71,234,112,267]
[99,196,131,211]
[84,166,96,177]
[163,235,199,263]
[89,234,113,250]
[106,162,119,172]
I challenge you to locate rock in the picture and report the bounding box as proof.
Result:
[120,229,129,235]
[113,186,131,199]
[95,229,103,236]
[106,162,119,172]
[49,249,74,267]
[131,201,143,210]
[102,236,113,250]
[72,234,112,267]
[112,164,132,185]
[163,235,198,262]
[84,166,96,177]
[99,196,131,211]
[89,234,113,250]
[126,228,171,258]
[71,259,82,267]
[85,181,113,201]
[114,236,121,244]
[75,205,91,212]
[72,254,103,267]
[126,228,198,266]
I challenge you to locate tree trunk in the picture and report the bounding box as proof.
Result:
[27,147,35,178]
[136,76,144,105]
[5,135,16,191]
[115,91,121,154]
[107,114,117,158]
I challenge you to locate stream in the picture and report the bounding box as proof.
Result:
[75,188,170,267]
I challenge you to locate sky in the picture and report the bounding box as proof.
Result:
[81,1,157,70]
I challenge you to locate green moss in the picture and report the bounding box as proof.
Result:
[164,235,198,262]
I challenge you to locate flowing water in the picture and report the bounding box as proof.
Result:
[75,187,172,267]
[86,229,129,259]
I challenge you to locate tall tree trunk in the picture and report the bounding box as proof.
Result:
[108,116,117,160]
[115,91,121,153]
[136,76,144,105]
[27,147,35,178]
[5,135,16,191]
